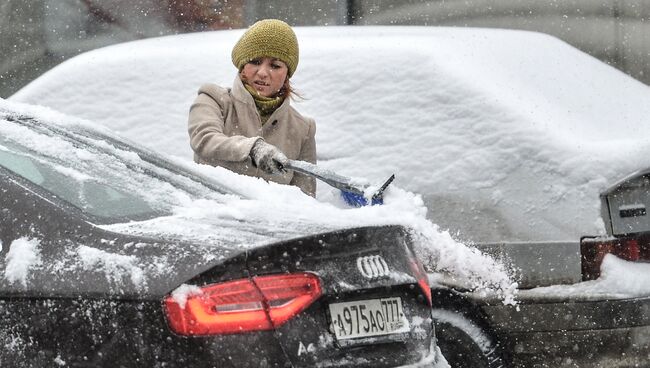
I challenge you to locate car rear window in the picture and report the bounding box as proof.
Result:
[0,116,224,224]
[0,139,164,222]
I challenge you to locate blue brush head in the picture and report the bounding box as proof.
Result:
[340,190,383,207]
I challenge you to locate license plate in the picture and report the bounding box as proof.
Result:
[328,297,410,340]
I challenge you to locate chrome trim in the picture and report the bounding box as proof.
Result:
[356,255,390,279]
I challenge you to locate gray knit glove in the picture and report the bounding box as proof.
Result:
[249,140,288,175]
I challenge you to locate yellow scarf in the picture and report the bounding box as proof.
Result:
[244,84,285,124]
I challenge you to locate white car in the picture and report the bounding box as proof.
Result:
[11,26,650,367]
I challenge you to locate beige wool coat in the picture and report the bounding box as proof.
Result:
[188,77,317,196]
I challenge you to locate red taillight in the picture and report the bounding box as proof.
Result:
[164,273,322,336]
[581,236,650,280]
[418,278,432,306]
[409,259,432,306]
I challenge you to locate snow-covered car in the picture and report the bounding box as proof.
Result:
[0,100,451,367]
[11,26,650,367]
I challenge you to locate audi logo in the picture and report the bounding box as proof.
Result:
[356,255,390,279]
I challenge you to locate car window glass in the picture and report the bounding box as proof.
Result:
[0,148,44,184]
[0,140,163,222]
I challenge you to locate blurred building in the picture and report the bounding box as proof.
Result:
[0,0,246,98]
[350,0,650,88]
[2,0,649,97]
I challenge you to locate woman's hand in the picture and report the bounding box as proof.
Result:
[250,139,288,175]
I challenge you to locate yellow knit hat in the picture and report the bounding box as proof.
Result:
[231,19,299,78]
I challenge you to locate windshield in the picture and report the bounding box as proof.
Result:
[0,115,226,224]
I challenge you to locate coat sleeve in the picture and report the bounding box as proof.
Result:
[188,85,259,162]
[290,118,317,197]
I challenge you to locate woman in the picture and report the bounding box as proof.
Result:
[188,19,317,196]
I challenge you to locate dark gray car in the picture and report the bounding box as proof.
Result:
[0,106,438,367]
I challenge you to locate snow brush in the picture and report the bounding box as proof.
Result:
[284,160,395,207]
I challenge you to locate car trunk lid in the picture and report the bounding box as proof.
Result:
[245,225,435,367]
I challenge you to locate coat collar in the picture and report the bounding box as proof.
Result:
[231,76,291,119]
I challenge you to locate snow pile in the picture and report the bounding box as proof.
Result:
[1,98,517,301]
[11,27,650,245]
[77,246,146,290]
[105,163,517,299]
[4,238,42,287]
[170,284,203,309]
[521,254,650,300]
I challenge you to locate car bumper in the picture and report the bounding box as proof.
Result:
[480,295,650,367]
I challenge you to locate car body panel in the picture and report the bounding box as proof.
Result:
[0,226,435,367]
[482,296,650,367]
[0,297,289,367]
[0,165,243,299]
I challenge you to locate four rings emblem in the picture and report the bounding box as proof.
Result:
[356,255,390,279]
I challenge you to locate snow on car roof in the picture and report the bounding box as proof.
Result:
[11,26,650,245]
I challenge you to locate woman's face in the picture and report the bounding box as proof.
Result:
[241,57,288,98]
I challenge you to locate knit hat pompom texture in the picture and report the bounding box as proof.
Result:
[232,19,299,77]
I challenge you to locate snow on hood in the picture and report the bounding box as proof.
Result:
[0,98,516,302]
[11,27,650,245]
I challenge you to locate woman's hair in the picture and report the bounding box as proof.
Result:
[280,78,304,101]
